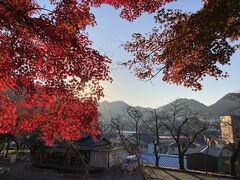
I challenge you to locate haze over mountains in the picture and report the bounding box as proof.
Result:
[99,93,240,122]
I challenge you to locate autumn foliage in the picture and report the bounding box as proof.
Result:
[1,0,238,145]
[0,0,108,145]
[91,0,175,21]
[0,0,174,145]
[124,0,240,90]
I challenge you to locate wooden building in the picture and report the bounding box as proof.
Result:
[186,146,223,172]
[32,136,123,171]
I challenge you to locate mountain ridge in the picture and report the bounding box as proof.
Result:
[99,93,240,122]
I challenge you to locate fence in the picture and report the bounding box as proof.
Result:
[125,152,188,169]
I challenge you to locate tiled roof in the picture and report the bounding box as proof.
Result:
[185,145,207,154]
[51,136,111,152]
[186,145,222,157]
[168,140,199,148]
[200,146,222,157]
[75,136,96,147]
[75,136,110,150]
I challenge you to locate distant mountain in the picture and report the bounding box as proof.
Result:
[98,100,153,122]
[98,93,240,123]
[98,101,130,121]
[208,93,240,116]
[158,98,209,115]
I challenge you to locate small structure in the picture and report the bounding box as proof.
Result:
[158,141,171,154]
[128,133,156,153]
[215,144,232,160]
[186,145,223,172]
[167,140,200,155]
[32,136,123,171]
[139,134,156,153]
[129,133,174,154]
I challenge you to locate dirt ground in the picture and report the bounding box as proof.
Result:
[1,162,238,180]
[143,166,238,180]
[3,162,142,180]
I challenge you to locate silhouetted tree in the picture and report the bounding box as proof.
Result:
[143,109,163,166]
[162,99,207,170]
[111,106,144,170]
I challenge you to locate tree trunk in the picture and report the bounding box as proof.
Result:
[4,136,11,158]
[179,153,185,170]
[136,149,141,169]
[154,143,159,166]
[230,156,236,176]
[154,109,160,167]
[230,141,240,176]
[230,149,239,176]
[155,158,159,166]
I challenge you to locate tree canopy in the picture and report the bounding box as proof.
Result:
[124,0,240,90]
[0,0,173,144]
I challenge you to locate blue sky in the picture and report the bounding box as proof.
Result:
[87,0,240,107]
[39,0,240,107]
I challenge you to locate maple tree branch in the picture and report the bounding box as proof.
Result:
[145,66,165,82]
[29,7,53,13]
